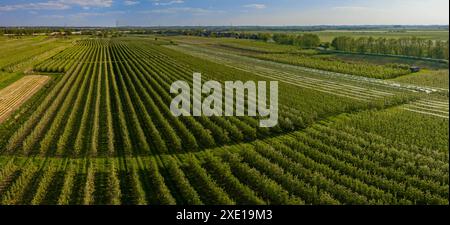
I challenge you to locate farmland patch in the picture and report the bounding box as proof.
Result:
[0,75,50,123]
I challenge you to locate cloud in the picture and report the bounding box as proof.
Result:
[0,0,113,11]
[243,4,266,9]
[228,0,448,26]
[0,1,69,11]
[60,0,113,7]
[124,0,140,6]
[142,7,223,15]
[153,0,184,6]
[69,10,124,18]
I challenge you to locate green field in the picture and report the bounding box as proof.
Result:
[0,36,78,90]
[330,53,449,70]
[0,36,76,72]
[245,29,449,42]
[392,70,449,89]
[166,35,450,80]
[0,72,22,90]
[307,30,449,42]
[0,34,448,205]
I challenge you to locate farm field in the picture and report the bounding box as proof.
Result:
[306,30,450,42]
[166,36,302,53]
[330,53,449,70]
[0,72,22,90]
[164,35,448,80]
[0,75,50,123]
[391,70,449,90]
[0,35,448,205]
[0,36,79,92]
[237,30,449,42]
[0,36,76,73]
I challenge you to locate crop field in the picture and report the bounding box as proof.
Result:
[0,35,448,205]
[330,53,448,70]
[165,36,431,79]
[392,70,449,89]
[0,75,50,123]
[0,36,78,93]
[306,30,450,42]
[166,36,302,53]
[0,72,22,90]
[0,36,75,73]
[4,38,387,156]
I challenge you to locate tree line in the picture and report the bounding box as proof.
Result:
[331,36,449,60]
[272,33,321,49]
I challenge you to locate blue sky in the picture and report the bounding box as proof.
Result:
[0,0,448,26]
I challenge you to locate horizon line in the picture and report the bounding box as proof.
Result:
[1,24,449,28]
